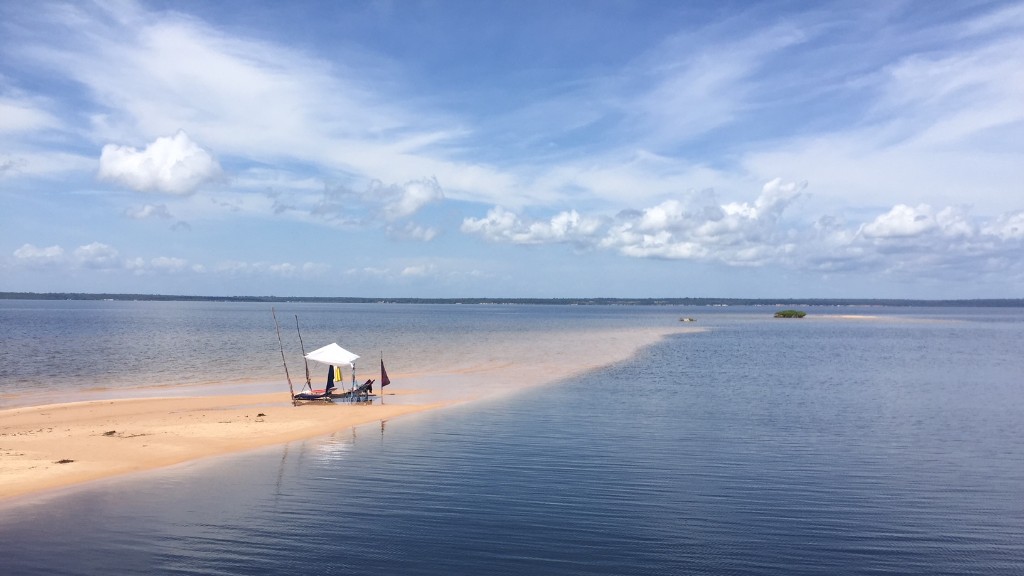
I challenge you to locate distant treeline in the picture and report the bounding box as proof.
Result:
[2,292,1022,307]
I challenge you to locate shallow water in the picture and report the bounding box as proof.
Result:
[0,301,674,402]
[1,303,1023,574]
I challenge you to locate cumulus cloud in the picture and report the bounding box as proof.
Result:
[861,204,936,239]
[369,177,445,220]
[599,178,805,263]
[461,207,604,245]
[460,182,808,261]
[982,211,1024,240]
[13,243,65,265]
[98,130,222,195]
[859,204,982,241]
[73,242,121,269]
[460,178,1024,282]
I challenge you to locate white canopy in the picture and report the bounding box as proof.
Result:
[304,343,360,367]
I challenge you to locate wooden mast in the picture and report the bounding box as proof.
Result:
[294,314,311,391]
[271,307,296,404]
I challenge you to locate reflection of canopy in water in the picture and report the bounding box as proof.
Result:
[304,343,360,367]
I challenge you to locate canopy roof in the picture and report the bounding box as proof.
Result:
[305,343,360,367]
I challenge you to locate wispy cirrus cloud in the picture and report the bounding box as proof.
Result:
[213,260,331,278]
[0,95,61,134]
[8,0,1020,215]
[2,1,1021,297]
[9,1,507,203]
[11,240,333,280]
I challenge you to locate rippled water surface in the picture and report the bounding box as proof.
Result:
[2,303,1023,575]
[0,300,672,400]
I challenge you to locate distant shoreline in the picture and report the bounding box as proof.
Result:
[2,292,1022,308]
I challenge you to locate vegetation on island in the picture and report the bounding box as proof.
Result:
[774,309,807,318]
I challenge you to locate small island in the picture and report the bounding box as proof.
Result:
[774,309,807,318]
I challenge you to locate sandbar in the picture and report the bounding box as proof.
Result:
[1,325,696,502]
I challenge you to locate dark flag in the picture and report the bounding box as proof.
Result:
[381,359,391,388]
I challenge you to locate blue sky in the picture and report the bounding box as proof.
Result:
[1,0,1022,298]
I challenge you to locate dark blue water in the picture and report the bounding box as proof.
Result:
[2,305,1023,574]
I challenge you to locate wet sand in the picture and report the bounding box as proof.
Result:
[1,325,697,502]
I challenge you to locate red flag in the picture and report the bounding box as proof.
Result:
[381,359,391,388]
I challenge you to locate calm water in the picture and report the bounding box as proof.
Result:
[0,300,673,401]
[1,303,1023,575]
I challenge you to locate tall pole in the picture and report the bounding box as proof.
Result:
[272,308,296,404]
[294,315,311,391]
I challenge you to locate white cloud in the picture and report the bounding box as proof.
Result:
[3,2,1022,297]
[371,177,445,220]
[73,242,120,269]
[741,13,1024,215]
[98,130,222,195]
[389,222,439,242]
[461,178,1024,283]
[9,241,342,281]
[13,243,65,265]
[861,204,937,239]
[982,211,1024,240]
[0,97,60,133]
[401,264,436,277]
[599,179,805,263]
[214,260,330,278]
[125,257,146,272]
[125,204,172,220]
[150,256,188,272]
[17,0,1017,219]
[18,3,505,203]
[630,23,807,146]
[861,204,980,240]
[0,151,97,179]
[461,207,604,245]
[347,266,391,277]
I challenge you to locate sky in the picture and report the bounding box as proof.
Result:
[1,0,1022,299]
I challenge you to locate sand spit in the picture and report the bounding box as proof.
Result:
[1,325,697,501]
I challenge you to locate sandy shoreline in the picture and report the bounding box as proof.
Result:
[0,393,441,502]
[1,325,696,502]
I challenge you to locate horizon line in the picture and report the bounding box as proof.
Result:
[2,292,1022,307]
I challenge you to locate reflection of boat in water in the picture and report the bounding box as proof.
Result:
[272,309,390,405]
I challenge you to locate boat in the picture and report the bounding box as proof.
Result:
[273,308,391,405]
[303,345,392,402]
[301,342,365,400]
